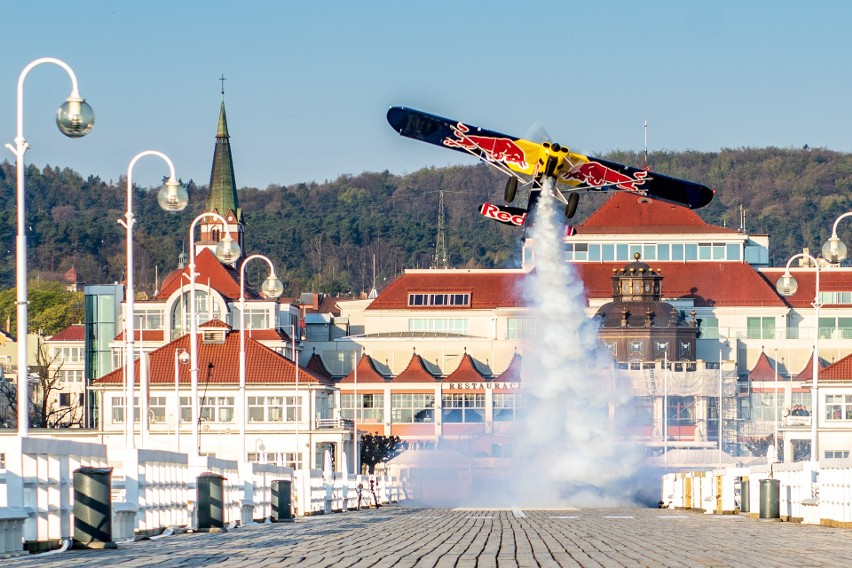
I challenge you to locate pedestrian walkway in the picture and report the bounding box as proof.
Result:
[8,505,852,567]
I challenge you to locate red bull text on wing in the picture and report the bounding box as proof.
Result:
[444,123,528,169]
[480,203,527,226]
[562,162,648,193]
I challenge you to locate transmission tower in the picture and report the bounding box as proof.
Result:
[433,190,448,269]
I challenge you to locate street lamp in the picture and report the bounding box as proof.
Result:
[239,255,283,461]
[821,212,852,264]
[6,58,94,437]
[776,253,822,462]
[291,324,301,469]
[187,212,241,455]
[121,151,188,450]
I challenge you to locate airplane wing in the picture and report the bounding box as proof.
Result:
[387,106,714,211]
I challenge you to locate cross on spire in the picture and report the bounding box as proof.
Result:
[219,74,226,96]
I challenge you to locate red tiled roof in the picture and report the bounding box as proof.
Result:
[200,319,230,328]
[305,351,332,381]
[114,330,166,342]
[367,262,789,310]
[392,353,440,383]
[444,353,488,383]
[749,351,779,380]
[339,354,388,384]
[819,352,852,382]
[795,352,826,382]
[93,332,332,387]
[50,325,84,342]
[577,262,787,307]
[156,248,246,301]
[242,329,287,341]
[578,192,737,235]
[367,269,528,310]
[496,353,523,382]
[759,268,852,309]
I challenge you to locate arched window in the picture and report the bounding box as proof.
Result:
[170,289,223,338]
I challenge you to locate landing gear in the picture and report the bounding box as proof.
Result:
[565,192,579,219]
[504,177,518,203]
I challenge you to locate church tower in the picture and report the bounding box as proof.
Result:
[197,93,245,261]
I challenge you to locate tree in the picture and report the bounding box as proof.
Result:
[359,433,404,473]
[0,337,84,428]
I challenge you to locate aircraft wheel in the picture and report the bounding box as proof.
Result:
[565,193,580,219]
[504,177,518,203]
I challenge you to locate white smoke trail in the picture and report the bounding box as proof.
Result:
[510,180,645,507]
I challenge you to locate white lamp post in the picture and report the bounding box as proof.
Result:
[174,348,189,452]
[291,324,301,469]
[239,255,283,461]
[187,212,240,455]
[776,253,821,462]
[121,151,188,449]
[6,58,94,437]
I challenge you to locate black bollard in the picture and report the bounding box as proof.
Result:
[197,472,227,532]
[271,479,294,522]
[73,467,117,549]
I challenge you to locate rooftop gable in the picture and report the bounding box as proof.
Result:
[339,353,388,384]
[94,332,332,387]
[156,248,244,301]
[49,324,84,342]
[444,352,489,383]
[819,352,852,382]
[578,192,735,235]
[393,352,440,383]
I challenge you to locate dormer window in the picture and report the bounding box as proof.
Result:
[408,293,470,307]
[203,329,226,344]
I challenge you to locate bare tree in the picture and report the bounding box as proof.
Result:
[0,337,84,428]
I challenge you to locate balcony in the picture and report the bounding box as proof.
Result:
[316,417,354,429]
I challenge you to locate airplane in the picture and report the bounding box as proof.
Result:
[386,106,714,228]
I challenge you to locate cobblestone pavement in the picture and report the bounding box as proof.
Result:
[8,505,852,567]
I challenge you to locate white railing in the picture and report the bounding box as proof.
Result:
[187,456,241,529]
[110,448,190,538]
[662,459,852,527]
[0,436,108,545]
[238,462,293,524]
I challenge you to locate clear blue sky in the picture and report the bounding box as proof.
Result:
[4,1,852,190]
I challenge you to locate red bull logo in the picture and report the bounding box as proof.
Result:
[444,123,528,169]
[562,162,649,193]
[480,202,527,226]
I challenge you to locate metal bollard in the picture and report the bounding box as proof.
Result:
[759,478,780,520]
[73,467,117,549]
[197,472,227,532]
[739,476,750,513]
[271,480,294,522]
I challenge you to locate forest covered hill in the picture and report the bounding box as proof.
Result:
[1,146,851,299]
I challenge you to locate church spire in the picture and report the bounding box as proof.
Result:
[198,81,245,262]
[206,99,240,217]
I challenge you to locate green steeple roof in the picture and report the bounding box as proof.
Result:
[207,101,240,218]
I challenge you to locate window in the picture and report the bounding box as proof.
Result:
[746,317,775,339]
[493,393,522,422]
[818,317,852,340]
[441,393,485,423]
[237,306,270,330]
[825,394,852,421]
[408,318,468,335]
[54,346,83,363]
[824,450,850,459]
[58,369,84,383]
[657,244,670,261]
[507,317,535,340]
[248,451,303,469]
[407,293,470,307]
[247,396,301,423]
[149,397,167,423]
[685,244,698,261]
[200,396,234,423]
[588,244,600,261]
[134,309,163,330]
[750,392,782,422]
[391,393,434,423]
[111,396,140,423]
[700,317,719,339]
[602,244,615,261]
[340,393,384,422]
[671,244,684,261]
[617,396,653,428]
[726,243,741,261]
[667,396,695,425]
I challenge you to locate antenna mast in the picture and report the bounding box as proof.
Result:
[643,120,649,171]
[433,190,448,269]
